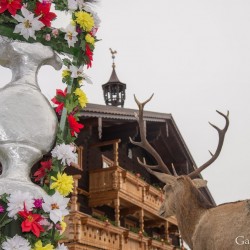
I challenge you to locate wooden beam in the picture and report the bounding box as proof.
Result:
[90,139,121,148]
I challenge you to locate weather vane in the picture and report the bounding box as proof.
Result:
[109,48,117,68]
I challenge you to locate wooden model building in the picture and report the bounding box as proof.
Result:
[62,54,215,250]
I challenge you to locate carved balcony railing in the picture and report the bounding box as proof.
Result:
[62,175,180,250]
[63,211,173,250]
[89,165,164,215]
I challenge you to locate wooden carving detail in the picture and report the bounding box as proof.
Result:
[130,95,250,250]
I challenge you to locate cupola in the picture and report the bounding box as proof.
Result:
[102,48,126,107]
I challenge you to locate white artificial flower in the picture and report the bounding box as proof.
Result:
[2,235,31,250]
[42,191,69,224]
[91,11,101,29]
[83,73,93,84]
[68,0,90,11]
[7,190,34,218]
[82,2,93,13]
[69,65,83,78]
[12,7,44,40]
[64,24,78,48]
[56,243,69,250]
[67,0,78,10]
[51,143,77,166]
[69,65,93,84]
[38,0,52,2]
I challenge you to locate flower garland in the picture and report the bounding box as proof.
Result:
[0,0,100,57]
[0,0,99,248]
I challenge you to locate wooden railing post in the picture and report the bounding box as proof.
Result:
[119,233,124,250]
[74,215,81,242]
[139,208,144,233]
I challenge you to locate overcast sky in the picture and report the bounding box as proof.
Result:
[1,0,250,205]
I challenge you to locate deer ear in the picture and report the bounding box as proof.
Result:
[192,178,207,188]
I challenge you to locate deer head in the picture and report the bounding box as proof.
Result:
[130,94,229,219]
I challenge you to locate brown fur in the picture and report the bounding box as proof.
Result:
[160,176,250,250]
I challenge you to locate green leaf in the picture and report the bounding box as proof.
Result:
[0,194,9,203]
[80,40,86,50]
[56,128,65,144]
[0,218,12,228]
[62,58,72,67]
[42,184,50,193]
[55,95,65,103]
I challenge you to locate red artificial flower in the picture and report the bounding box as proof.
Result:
[18,207,45,237]
[0,0,22,15]
[68,114,84,136]
[34,2,57,27]
[51,88,67,115]
[34,159,52,182]
[85,44,93,68]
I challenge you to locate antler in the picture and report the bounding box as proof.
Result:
[188,110,229,178]
[129,94,171,174]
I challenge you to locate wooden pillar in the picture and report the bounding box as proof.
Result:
[113,141,119,166]
[114,198,121,226]
[139,208,144,233]
[71,175,81,212]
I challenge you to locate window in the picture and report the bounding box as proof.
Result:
[71,146,83,171]
[128,148,133,159]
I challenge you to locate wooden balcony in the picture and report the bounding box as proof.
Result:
[63,211,123,250]
[89,165,164,216]
[63,211,173,250]
[62,175,178,250]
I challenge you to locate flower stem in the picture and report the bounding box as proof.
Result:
[51,224,56,245]
[0,212,7,227]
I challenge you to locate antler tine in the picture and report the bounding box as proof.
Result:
[131,95,171,175]
[188,110,229,179]
[137,157,160,171]
[171,163,178,177]
[134,94,154,109]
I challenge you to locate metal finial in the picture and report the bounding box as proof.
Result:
[109,48,117,68]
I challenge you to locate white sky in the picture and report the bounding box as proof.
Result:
[1,0,250,205]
